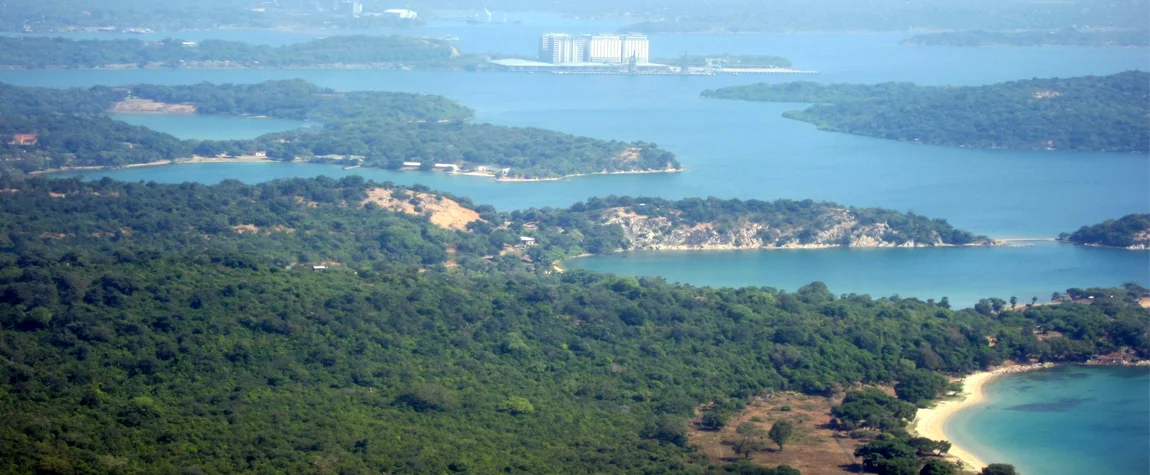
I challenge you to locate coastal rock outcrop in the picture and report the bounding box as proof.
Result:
[598,207,975,250]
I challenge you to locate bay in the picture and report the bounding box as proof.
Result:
[109,113,311,140]
[947,366,1150,475]
[564,241,1147,308]
[12,31,1150,306]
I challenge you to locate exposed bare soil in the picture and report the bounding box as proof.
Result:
[689,392,862,475]
[359,188,482,231]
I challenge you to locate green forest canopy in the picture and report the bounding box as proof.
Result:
[0,36,480,70]
[4,0,421,32]
[701,71,1150,153]
[0,176,1146,473]
[0,80,680,179]
[1060,214,1150,248]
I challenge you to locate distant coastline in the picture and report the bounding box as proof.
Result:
[33,157,683,182]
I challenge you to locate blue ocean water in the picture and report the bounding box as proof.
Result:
[947,366,1150,475]
[109,113,311,140]
[565,242,1147,309]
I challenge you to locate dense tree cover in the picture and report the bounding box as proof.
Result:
[0,176,1146,473]
[702,72,1150,153]
[902,28,1150,48]
[0,36,481,70]
[832,389,962,475]
[1060,214,1150,248]
[0,114,192,173]
[4,0,420,32]
[654,54,793,69]
[0,80,679,178]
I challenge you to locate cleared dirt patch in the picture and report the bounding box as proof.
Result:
[113,98,197,114]
[690,392,862,475]
[359,188,482,231]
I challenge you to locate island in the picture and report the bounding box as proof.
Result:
[0,80,681,180]
[901,28,1150,48]
[0,175,1145,474]
[498,196,995,266]
[4,0,421,33]
[1059,214,1150,249]
[0,36,501,70]
[701,71,1150,153]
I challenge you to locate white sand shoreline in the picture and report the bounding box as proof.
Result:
[912,362,1055,472]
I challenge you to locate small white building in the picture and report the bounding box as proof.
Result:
[402,161,422,168]
[384,8,418,19]
[518,236,537,248]
[312,265,327,271]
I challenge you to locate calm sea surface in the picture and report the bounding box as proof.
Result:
[947,366,1150,475]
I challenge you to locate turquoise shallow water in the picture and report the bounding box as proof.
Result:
[947,366,1150,475]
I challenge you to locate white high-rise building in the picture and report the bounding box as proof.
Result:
[621,34,650,63]
[539,33,584,64]
[582,34,624,63]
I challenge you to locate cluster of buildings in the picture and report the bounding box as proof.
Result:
[538,33,650,64]
[326,1,417,19]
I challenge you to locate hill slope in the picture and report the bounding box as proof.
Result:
[702,72,1150,153]
[0,177,1146,473]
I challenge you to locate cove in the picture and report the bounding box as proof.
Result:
[564,242,1148,308]
[946,366,1150,475]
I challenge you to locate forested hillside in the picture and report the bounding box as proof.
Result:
[0,177,1146,473]
[0,36,480,70]
[901,28,1150,48]
[1060,214,1150,249]
[701,72,1150,153]
[4,0,420,32]
[0,81,680,179]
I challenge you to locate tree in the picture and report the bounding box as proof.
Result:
[895,369,949,405]
[768,420,794,451]
[980,464,1018,475]
[1009,296,1018,309]
[939,297,950,309]
[1031,296,1038,306]
[500,396,535,415]
[642,415,689,447]
[733,437,767,459]
[920,459,957,475]
[1052,291,1064,302]
[700,410,729,431]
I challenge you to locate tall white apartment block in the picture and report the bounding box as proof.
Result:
[539,33,585,63]
[621,34,650,63]
[582,34,624,63]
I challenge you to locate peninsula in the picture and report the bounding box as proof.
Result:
[701,71,1150,153]
[0,36,499,71]
[0,80,681,180]
[0,175,1145,473]
[1058,214,1150,249]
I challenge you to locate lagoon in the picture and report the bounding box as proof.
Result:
[947,365,1150,475]
[109,113,311,140]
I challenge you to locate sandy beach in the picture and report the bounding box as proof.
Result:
[912,363,1055,472]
